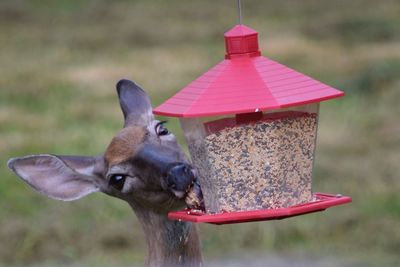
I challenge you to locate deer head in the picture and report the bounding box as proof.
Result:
[7,79,201,214]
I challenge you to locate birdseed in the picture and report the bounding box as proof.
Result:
[187,112,318,213]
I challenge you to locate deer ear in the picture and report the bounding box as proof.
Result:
[7,154,102,201]
[116,79,154,126]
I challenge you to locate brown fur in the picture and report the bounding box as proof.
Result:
[105,126,146,165]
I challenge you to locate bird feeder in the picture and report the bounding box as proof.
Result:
[154,24,351,224]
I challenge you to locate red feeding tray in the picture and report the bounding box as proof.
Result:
[169,193,352,225]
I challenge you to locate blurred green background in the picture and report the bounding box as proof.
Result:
[1,0,399,266]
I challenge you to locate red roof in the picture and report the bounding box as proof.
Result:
[154,25,344,118]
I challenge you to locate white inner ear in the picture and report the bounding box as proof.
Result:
[70,164,95,177]
[9,155,99,201]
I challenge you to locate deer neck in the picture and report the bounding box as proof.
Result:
[131,204,202,267]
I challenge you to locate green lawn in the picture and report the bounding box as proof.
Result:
[1,0,399,266]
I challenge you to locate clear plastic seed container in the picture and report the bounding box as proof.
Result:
[180,103,319,213]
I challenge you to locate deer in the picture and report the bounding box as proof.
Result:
[7,79,204,267]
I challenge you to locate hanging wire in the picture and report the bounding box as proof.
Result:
[237,0,243,24]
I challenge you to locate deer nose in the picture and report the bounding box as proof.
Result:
[165,163,196,198]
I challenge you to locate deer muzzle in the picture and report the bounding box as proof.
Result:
[164,163,196,198]
[133,144,204,209]
[164,163,204,210]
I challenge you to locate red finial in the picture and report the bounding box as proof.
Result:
[224,24,261,59]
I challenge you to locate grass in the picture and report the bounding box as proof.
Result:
[0,0,399,266]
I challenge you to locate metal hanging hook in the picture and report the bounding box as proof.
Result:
[237,0,243,24]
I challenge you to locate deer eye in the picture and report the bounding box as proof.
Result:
[155,121,169,136]
[109,174,126,190]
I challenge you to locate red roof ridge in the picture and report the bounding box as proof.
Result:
[224,24,258,37]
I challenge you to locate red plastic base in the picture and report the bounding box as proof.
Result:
[168,192,352,225]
